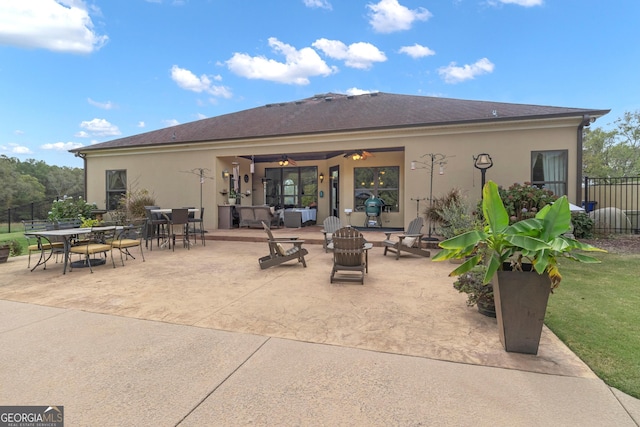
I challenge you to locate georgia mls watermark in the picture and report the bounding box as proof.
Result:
[0,406,63,427]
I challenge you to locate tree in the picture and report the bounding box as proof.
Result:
[0,156,84,221]
[583,110,640,178]
[15,159,83,200]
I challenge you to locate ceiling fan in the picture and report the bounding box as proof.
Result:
[344,150,374,161]
[278,155,297,166]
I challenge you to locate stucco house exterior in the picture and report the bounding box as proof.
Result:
[70,92,609,231]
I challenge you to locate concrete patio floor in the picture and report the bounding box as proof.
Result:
[1,226,638,425]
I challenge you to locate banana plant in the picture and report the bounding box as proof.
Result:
[432,181,605,289]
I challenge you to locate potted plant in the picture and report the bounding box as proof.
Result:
[452,264,495,317]
[0,240,22,263]
[228,189,239,205]
[433,181,605,354]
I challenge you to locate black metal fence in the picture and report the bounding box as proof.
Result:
[2,194,83,233]
[583,176,640,234]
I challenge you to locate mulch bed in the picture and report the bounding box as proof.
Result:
[582,234,640,255]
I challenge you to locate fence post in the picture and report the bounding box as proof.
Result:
[31,202,34,221]
[584,176,589,211]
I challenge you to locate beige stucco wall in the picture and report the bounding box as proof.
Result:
[83,116,583,231]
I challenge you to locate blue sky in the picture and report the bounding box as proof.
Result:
[1,0,638,168]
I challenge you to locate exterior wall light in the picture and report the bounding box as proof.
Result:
[473,153,493,198]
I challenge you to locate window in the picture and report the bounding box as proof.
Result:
[264,167,318,208]
[106,170,126,210]
[354,166,399,212]
[531,150,567,196]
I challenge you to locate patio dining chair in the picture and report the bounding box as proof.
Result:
[110,222,146,265]
[69,227,116,273]
[187,207,206,246]
[144,206,168,251]
[23,220,64,268]
[163,208,190,251]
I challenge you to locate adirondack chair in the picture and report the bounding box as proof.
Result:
[382,217,430,260]
[330,227,366,284]
[321,216,342,252]
[258,221,308,269]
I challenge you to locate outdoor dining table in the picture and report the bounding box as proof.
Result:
[24,227,91,274]
[24,225,122,274]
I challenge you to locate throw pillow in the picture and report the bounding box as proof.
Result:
[402,237,416,247]
[275,243,286,256]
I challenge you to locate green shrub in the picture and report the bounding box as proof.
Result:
[452,265,492,307]
[435,195,481,239]
[475,182,559,224]
[48,196,96,222]
[571,212,595,238]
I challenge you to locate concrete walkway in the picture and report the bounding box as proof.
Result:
[1,228,638,426]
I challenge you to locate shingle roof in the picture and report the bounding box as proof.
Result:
[72,92,609,153]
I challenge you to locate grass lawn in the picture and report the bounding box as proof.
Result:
[545,252,640,399]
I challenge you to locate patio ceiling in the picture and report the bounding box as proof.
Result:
[240,147,404,164]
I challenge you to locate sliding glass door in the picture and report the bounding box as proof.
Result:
[265,167,318,208]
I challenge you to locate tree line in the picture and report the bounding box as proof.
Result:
[583,110,640,178]
[0,155,84,221]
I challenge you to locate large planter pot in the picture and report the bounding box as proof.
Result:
[0,246,10,263]
[492,264,551,355]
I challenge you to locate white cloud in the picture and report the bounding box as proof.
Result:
[41,141,84,151]
[14,130,25,135]
[196,113,207,120]
[79,118,121,136]
[0,0,108,54]
[137,121,145,128]
[87,98,115,110]
[313,39,386,70]
[346,88,377,96]
[303,0,332,10]
[399,43,435,58]
[367,0,432,33]
[74,131,90,138]
[438,58,495,84]
[492,0,543,6]
[226,37,336,85]
[170,65,233,98]
[4,143,33,154]
[163,119,180,127]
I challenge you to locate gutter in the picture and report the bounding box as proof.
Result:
[74,152,88,201]
[576,114,595,204]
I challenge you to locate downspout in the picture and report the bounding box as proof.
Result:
[75,152,87,201]
[576,114,595,204]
